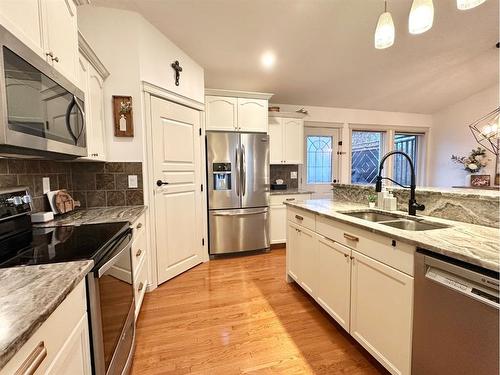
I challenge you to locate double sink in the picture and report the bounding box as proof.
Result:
[340,211,450,231]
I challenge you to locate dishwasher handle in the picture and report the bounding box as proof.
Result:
[425,266,500,310]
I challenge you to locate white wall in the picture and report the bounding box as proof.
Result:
[78,6,205,162]
[429,85,499,187]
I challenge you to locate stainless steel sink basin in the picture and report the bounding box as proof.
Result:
[342,211,402,222]
[380,220,450,231]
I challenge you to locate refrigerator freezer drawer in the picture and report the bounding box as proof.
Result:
[209,207,270,254]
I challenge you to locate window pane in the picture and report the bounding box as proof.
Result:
[351,131,383,184]
[306,136,332,184]
[393,134,419,186]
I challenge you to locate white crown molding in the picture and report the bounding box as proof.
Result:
[268,111,307,119]
[78,31,110,80]
[205,88,273,100]
[142,81,205,111]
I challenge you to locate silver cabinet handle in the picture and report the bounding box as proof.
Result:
[344,253,349,258]
[45,51,54,58]
[15,341,47,375]
[285,198,295,201]
[136,222,143,229]
[138,282,144,292]
[52,56,59,63]
[344,233,359,242]
[135,249,142,257]
[295,214,304,221]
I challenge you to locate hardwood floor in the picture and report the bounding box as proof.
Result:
[131,248,388,375]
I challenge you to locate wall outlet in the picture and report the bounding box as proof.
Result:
[42,177,50,194]
[291,171,298,179]
[128,175,138,189]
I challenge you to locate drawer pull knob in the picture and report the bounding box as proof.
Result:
[344,233,359,242]
[295,215,304,221]
[138,282,144,292]
[344,253,349,258]
[136,223,143,229]
[15,341,47,375]
[135,249,142,257]
[286,198,295,201]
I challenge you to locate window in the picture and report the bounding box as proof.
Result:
[393,133,421,186]
[306,135,333,184]
[351,131,384,184]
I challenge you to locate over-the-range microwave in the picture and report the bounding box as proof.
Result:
[0,25,86,159]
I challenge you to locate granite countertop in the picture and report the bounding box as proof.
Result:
[0,261,93,369]
[270,189,314,195]
[34,205,147,227]
[285,199,500,272]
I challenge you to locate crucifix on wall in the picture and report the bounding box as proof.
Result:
[171,60,183,86]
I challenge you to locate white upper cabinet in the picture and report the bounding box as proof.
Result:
[237,98,268,132]
[77,33,109,161]
[42,0,79,84]
[205,95,238,131]
[269,113,305,164]
[205,90,273,132]
[0,0,79,85]
[0,0,43,54]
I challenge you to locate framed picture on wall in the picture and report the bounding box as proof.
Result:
[113,96,133,137]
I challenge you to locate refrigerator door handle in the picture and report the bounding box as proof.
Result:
[241,143,246,196]
[211,208,268,216]
[235,146,240,197]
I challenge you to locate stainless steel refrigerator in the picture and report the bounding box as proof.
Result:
[207,131,270,255]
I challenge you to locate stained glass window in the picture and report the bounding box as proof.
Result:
[306,136,333,184]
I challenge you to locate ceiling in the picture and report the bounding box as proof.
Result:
[90,0,499,114]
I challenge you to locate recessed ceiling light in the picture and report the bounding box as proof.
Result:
[260,51,276,69]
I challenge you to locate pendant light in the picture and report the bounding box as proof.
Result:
[408,0,434,35]
[374,1,395,49]
[457,0,487,10]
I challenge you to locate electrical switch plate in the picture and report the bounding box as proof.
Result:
[128,175,138,189]
[42,177,50,194]
[291,171,298,179]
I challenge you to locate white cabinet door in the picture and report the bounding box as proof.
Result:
[270,204,286,244]
[87,63,106,160]
[350,250,413,375]
[205,95,237,131]
[286,222,300,282]
[317,237,351,331]
[237,98,268,132]
[297,225,317,297]
[283,118,303,164]
[152,96,204,284]
[43,0,78,84]
[268,117,283,164]
[45,313,92,375]
[0,0,43,55]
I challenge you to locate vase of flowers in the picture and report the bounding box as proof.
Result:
[451,147,489,186]
[367,194,377,208]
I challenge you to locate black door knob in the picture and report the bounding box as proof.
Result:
[156,180,169,187]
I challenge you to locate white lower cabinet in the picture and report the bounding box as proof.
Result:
[270,194,311,244]
[0,280,91,375]
[350,250,413,375]
[316,237,351,331]
[131,212,148,318]
[286,208,414,375]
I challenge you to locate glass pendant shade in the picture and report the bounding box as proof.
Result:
[374,11,395,49]
[457,0,487,10]
[409,0,434,34]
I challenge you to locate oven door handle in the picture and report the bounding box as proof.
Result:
[96,232,133,278]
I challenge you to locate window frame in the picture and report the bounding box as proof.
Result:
[306,135,334,184]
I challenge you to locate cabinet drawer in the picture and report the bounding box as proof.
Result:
[132,213,146,240]
[270,194,311,206]
[316,216,414,276]
[287,207,315,231]
[1,281,87,375]
[134,258,148,318]
[131,229,146,275]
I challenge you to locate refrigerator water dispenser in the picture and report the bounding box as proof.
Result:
[213,163,231,191]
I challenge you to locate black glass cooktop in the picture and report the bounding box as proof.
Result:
[0,222,129,268]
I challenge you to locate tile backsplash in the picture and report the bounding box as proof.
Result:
[0,159,144,212]
[270,164,299,189]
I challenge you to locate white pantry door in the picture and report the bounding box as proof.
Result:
[151,96,203,285]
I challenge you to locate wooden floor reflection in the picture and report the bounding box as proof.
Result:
[131,248,388,374]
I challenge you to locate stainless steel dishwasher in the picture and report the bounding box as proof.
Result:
[412,249,499,375]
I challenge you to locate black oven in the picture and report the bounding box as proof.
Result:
[87,229,136,375]
[0,25,86,158]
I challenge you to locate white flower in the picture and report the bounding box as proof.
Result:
[468,163,478,170]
